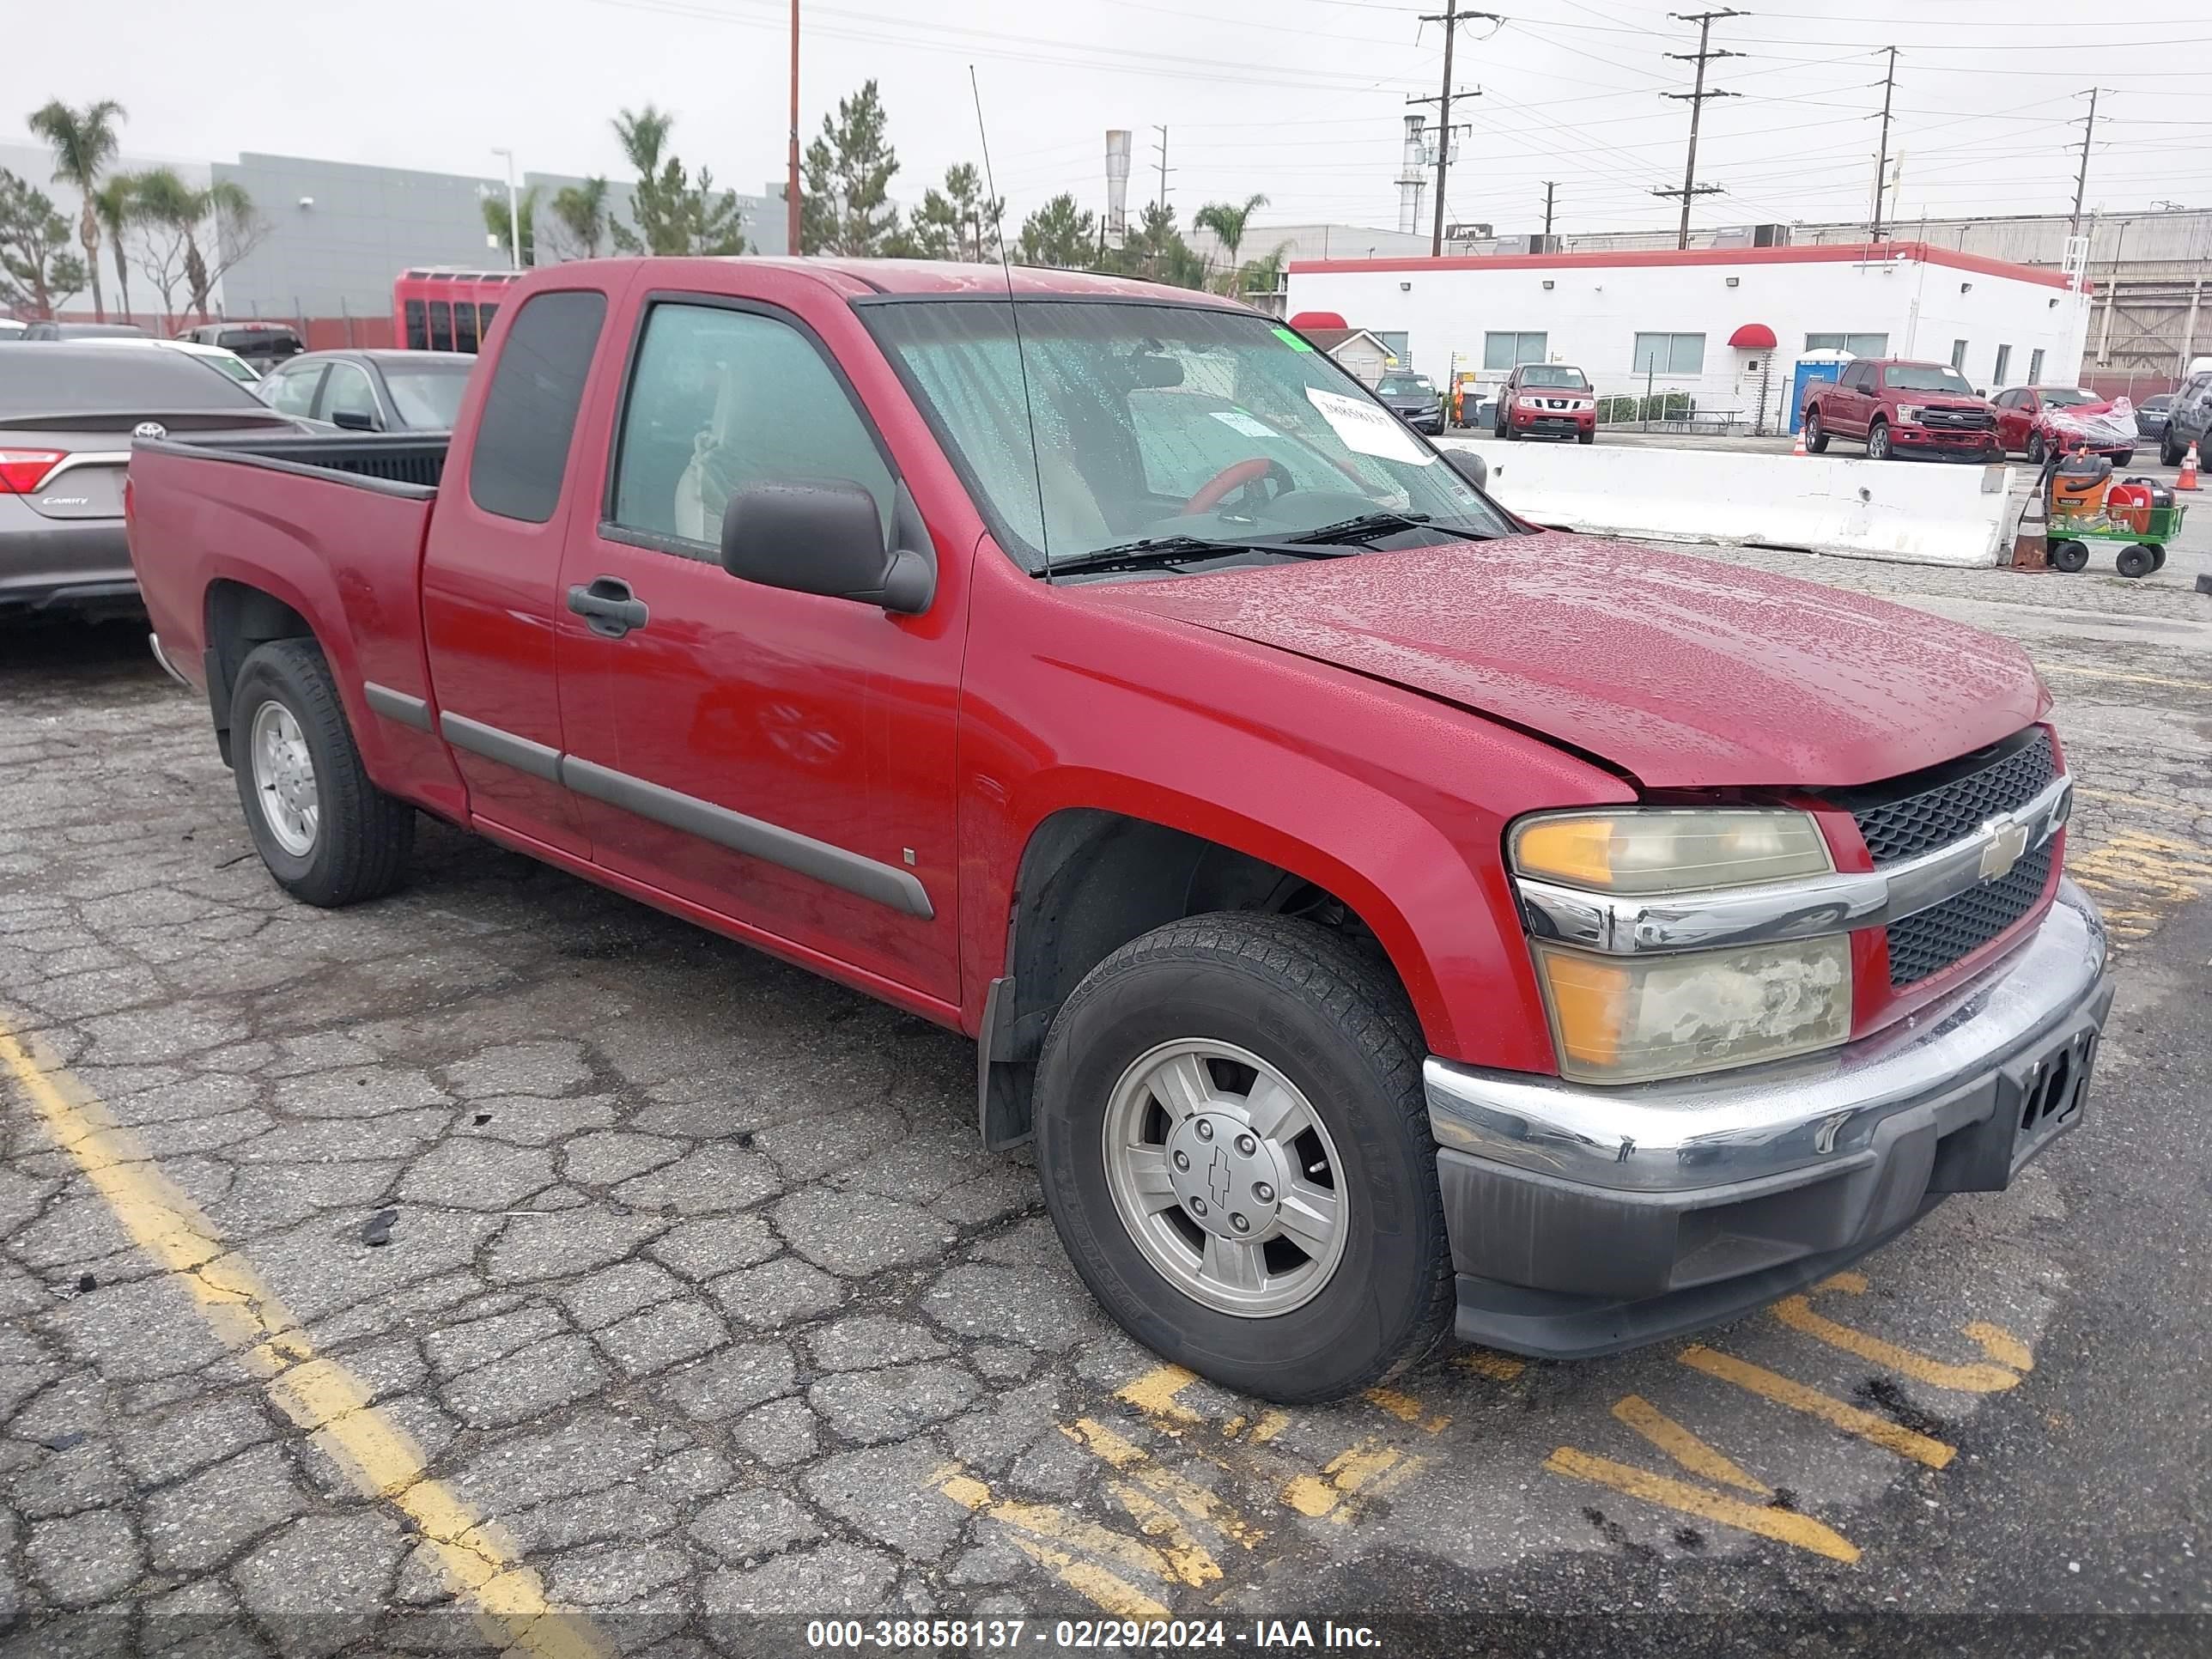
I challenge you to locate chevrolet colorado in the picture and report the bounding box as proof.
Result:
[125,258,2110,1402]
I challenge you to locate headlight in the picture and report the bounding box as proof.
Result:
[1511,809,1834,895]
[1895,404,1923,423]
[1533,936,1853,1084]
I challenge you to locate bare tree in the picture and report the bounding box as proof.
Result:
[129,169,268,324]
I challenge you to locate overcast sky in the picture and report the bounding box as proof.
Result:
[7,0,2210,240]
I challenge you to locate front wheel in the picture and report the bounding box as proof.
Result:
[2050,540,2090,574]
[1577,426,1595,446]
[1867,419,1892,460]
[2027,431,2047,466]
[231,639,414,907]
[1804,410,1830,453]
[1033,914,1451,1404]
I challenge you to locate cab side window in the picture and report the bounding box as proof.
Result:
[610,302,896,554]
[261,363,324,418]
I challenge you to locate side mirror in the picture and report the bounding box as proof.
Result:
[720,479,936,615]
[331,407,378,432]
[1443,448,1487,492]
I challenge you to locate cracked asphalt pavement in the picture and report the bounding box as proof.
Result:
[2,507,2209,1656]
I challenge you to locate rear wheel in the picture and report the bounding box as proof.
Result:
[1032,913,1451,1403]
[1804,410,1830,453]
[2161,429,2184,467]
[1867,419,1892,460]
[231,639,414,907]
[2049,540,2090,574]
[2116,544,2155,579]
[2148,543,2167,570]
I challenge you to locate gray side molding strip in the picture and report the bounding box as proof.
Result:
[559,754,934,920]
[363,682,433,732]
[440,712,562,781]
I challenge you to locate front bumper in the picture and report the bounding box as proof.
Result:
[1892,424,1999,457]
[1425,879,2109,1358]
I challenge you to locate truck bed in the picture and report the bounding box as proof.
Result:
[150,430,450,494]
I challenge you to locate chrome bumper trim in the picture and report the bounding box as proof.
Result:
[1425,878,2106,1194]
[1516,774,2071,956]
[147,632,191,688]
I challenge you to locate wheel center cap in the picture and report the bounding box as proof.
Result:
[1164,1111,1285,1240]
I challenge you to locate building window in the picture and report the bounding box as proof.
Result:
[1992,343,2012,386]
[2027,347,2045,383]
[1949,338,1968,370]
[1483,331,1547,370]
[1632,332,1705,375]
[1805,331,1887,356]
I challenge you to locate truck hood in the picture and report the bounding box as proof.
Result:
[1087,532,2045,791]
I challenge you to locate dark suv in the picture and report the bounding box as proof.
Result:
[2160,368,2212,466]
[1801,358,1998,461]
[1374,369,1443,434]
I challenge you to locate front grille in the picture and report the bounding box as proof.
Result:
[1886,842,2053,988]
[1921,409,1996,431]
[1838,727,2058,866]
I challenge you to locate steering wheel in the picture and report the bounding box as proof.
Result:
[1183,458,1296,516]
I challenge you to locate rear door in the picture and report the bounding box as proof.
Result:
[421,282,623,859]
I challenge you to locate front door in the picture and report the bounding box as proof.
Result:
[553,295,963,1006]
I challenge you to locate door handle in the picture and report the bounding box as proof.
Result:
[567,577,650,639]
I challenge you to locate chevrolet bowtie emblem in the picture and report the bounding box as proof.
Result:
[1978,818,2030,882]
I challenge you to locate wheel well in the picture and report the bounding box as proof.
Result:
[203,580,315,766]
[977,808,1397,1149]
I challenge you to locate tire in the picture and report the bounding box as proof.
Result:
[2148,543,2167,571]
[1032,912,1452,1404]
[2049,540,2090,574]
[2116,544,2155,579]
[2115,451,2135,469]
[2160,430,2183,467]
[1804,409,1830,453]
[2027,431,2047,466]
[1577,427,1595,446]
[1867,419,1891,460]
[230,638,414,908]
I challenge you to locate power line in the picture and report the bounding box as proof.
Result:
[1652,8,1743,249]
[1408,1,1501,255]
[1870,45,1898,240]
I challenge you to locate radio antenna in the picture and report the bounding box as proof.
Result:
[969,64,1053,580]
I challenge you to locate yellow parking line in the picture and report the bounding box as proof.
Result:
[1455,1351,1528,1383]
[0,1024,609,1659]
[938,1468,1201,1592]
[1062,1419,1265,1548]
[1004,1536,1170,1621]
[1678,1346,1955,1469]
[1772,1273,2030,1393]
[1244,1409,1291,1443]
[1118,1364,1203,1426]
[1363,1387,1450,1434]
[1279,1437,1413,1523]
[2075,787,2197,813]
[1610,1396,1770,1497]
[1545,1447,1861,1564]
[2040,664,2212,694]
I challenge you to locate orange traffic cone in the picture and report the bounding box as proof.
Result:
[1792,427,1808,457]
[2179,441,2202,492]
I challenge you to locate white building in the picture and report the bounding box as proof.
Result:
[1286,243,2092,432]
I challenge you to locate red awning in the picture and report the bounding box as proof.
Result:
[1288,310,1348,331]
[1729,323,1778,349]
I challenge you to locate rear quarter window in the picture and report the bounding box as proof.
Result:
[467,290,608,523]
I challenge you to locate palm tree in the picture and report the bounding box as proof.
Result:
[612,106,674,179]
[551,177,610,260]
[91,174,137,325]
[131,169,258,322]
[482,185,538,264]
[27,98,126,322]
[1193,192,1268,295]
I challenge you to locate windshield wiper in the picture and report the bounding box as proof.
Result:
[1287,511,1498,546]
[1038,534,1360,579]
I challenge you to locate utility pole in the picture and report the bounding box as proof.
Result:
[1653,9,1741,251]
[2069,88,2107,239]
[787,0,802,255]
[1542,180,1557,239]
[1870,46,1897,241]
[1152,125,1172,214]
[1409,2,1498,257]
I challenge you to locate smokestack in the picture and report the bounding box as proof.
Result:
[1105,130,1132,246]
[1397,115,1428,237]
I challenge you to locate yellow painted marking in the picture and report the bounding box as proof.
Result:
[1679,1346,1955,1469]
[1455,1350,1528,1382]
[1772,1273,2029,1393]
[2068,832,2212,935]
[1117,1364,1202,1426]
[2040,663,2212,693]
[1279,1437,1408,1522]
[1964,1322,2035,1374]
[1611,1396,1770,1497]
[1106,1481,1222,1585]
[0,1024,608,1659]
[1246,1409,1291,1443]
[2075,787,2197,813]
[1061,1419,1263,1548]
[1005,1536,1171,1621]
[1545,1448,1860,1564]
[1363,1388,1450,1434]
[937,1468,1204,1587]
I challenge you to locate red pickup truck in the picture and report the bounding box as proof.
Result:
[127,258,2109,1403]
[1801,358,2002,462]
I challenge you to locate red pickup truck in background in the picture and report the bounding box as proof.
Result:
[1801,358,2002,461]
[126,258,2109,1401]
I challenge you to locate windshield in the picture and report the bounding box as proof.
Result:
[383,361,472,428]
[2039,387,2097,407]
[1376,373,1433,396]
[863,301,1509,572]
[0,348,264,413]
[1885,364,1976,395]
[1518,366,1589,388]
[199,352,260,384]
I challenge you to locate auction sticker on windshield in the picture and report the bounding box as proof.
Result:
[1305,386,1435,465]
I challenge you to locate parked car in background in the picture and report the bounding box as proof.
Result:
[74,335,261,386]
[176,321,305,374]
[256,349,475,433]
[2135,393,2173,441]
[0,343,310,620]
[1493,363,1595,443]
[1991,385,2134,466]
[0,319,26,342]
[20,320,149,341]
[1801,359,1999,461]
[2161,368,2212,465]
[1374,369,1443,434]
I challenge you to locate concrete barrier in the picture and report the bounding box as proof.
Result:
[1438,437,2014,568]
